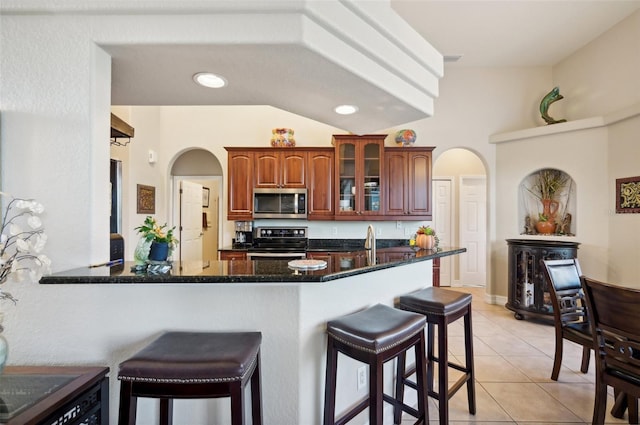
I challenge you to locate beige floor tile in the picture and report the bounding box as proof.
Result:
[481,382,584,422]
[504,354,589,383]
[538,382,630,424]
[472,355,531,383]
[430,382,514,423]
[448,335,499,357]
[477,334,547,357]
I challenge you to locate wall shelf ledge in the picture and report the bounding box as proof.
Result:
[489,102,640,144]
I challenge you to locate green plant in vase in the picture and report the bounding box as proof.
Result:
[134,216,178,262]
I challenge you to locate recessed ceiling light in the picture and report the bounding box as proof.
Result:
[193,72,227,88]
[334,105,359,115]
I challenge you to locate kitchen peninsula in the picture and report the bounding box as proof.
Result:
[41,247,464,424]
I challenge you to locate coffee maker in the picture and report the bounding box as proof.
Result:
[234,221,253,248]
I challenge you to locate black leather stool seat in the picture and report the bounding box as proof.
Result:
[327,303,426,354]
[399,287,472,317]
[323,304,429,425]
[398,287,476,425]
[118,331,262,425]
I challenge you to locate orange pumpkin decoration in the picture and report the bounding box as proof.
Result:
[416,234,435,249]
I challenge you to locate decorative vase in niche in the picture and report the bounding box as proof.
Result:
[416,234,435,249]
[148,242,169,262]
[536,220,555,234]
[541,199,559,224]
[0,313,8,375]
[536,198,559,234]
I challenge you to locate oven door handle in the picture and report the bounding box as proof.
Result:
[247,252,306,259]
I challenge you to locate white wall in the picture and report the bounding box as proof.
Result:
[553,10,640,120]
[607,115,640,285]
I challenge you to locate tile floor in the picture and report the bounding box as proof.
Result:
[400,286,632,425]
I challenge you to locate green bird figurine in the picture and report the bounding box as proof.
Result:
[539,87,567,125]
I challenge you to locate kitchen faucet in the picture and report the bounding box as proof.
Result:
[364,224,376,265]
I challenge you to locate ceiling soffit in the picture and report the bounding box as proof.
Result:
[3,0,443,134]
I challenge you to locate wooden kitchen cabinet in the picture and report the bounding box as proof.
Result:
[333,135,385,220]
[219,250,247,261]
[384,147,434,220]
[307,148,334,219]
[226,149,254,220]
[255,150,306,188]
[305,251,333,270]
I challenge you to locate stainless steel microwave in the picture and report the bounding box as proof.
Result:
[253,188,307,219]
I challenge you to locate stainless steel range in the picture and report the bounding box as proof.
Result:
[246,226,308,260]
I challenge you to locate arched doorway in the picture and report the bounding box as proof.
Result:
[433,148,488,287]
[170,148,223,263]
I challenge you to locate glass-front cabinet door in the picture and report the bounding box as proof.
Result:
[333,135,385,218]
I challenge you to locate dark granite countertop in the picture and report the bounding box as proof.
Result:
[41,247,465,284]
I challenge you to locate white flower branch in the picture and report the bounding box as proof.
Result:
[0,192,50,304]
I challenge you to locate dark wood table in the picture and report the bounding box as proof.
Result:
[0,366,109,425]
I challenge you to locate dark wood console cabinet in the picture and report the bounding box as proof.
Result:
[505,239,579,320]
[0,366,109,425]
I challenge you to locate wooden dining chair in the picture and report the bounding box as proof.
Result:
[581,276,640,424]
[542,258,592,381]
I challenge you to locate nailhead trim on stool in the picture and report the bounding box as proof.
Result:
[117,331,262,425]
[323,303,429,425]
[398,287,476,425]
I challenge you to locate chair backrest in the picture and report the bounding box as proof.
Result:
[542,258,587,325]
[581,276,640,380]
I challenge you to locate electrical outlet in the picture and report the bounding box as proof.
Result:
[332,227,338,235]
[396,221,402,229]
[376,227,382,236]
[357,365,367,390]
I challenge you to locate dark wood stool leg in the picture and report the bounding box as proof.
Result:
[323,337,339,425]
[159,399,173,425]
[394,352,407,424]
[251,352,263,425]
[370,354,384,424]
[426,322,436,395]
[437,316,449,425]
[415,332,429,424]
[230,381,245,425]
[464,309,476,414]
[118,381,137,425]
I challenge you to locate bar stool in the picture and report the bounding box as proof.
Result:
[397,287,476,425]
[323,303,428,425]
[117,331,262,425]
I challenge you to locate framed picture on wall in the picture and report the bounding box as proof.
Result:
[616,176,640,213]
[137,184,155,214]
[202,187,210,208]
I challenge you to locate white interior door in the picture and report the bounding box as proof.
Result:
[433,178,453,286]
[459,176,487,285]
[179,180,203,262]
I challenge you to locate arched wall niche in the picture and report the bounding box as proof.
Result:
[519,168,576,236]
